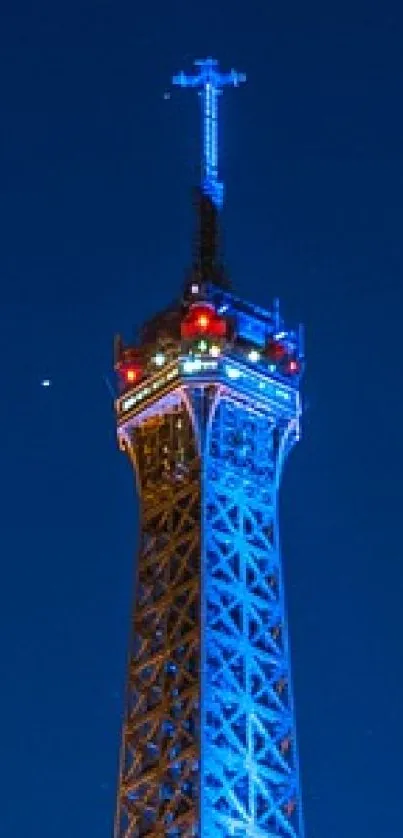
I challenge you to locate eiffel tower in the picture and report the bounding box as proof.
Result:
[113,58,305,838]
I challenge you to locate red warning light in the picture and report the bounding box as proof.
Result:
[125,367,139,384]
[197,313,210,330]
[117,363,142,389]
[265,339,286,362]
[115,347,143,389]
[181,303,226,340]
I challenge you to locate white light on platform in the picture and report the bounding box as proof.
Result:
[225,365,241,380]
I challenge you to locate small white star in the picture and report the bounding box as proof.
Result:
[41,379,51,388]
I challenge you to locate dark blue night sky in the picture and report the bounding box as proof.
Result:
[1,1,402,836]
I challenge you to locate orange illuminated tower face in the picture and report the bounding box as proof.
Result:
[115,403,202,836]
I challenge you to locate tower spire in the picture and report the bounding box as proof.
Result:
[173,57,246,209]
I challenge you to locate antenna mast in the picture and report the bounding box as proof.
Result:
[173,57,246,209]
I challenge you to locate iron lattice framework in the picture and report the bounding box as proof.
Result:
[117,403,202,836]
[203,396,299,837]
[113,57,305,838]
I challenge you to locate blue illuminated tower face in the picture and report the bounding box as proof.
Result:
[113,59,305,838]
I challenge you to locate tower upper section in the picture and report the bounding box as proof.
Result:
[114,56,304,441]
[115,284,303,448]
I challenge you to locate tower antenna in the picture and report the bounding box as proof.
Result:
[173,57,246,209]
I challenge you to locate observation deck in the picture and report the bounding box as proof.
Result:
[115,283,303,436]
